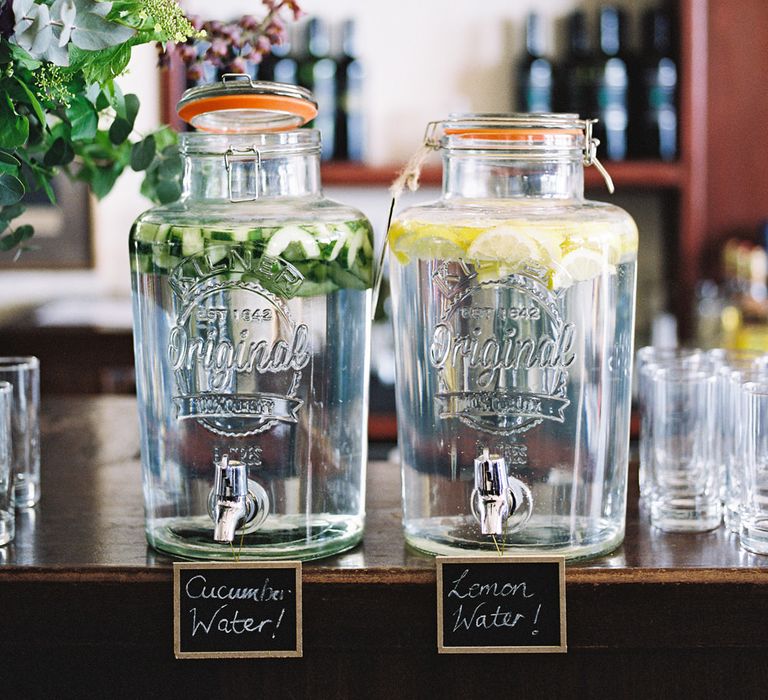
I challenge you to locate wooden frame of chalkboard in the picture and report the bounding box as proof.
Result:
[173,561,302,659]
[436,556,566,654]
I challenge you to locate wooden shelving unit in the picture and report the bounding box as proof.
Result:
[321,160,687,190]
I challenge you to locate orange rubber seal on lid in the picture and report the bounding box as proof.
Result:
[178,94,318,130]
[444,128,582,141]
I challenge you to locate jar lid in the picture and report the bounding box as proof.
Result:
[441,113,585,145]
[177,74,318,133]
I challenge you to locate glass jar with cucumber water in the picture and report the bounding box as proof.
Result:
[130,77,372,560]
[389,115,637,560]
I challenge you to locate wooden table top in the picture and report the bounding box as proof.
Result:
[4,395,766,582]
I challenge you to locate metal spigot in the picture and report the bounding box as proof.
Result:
[472,450,515,535]
[209,455,257,542]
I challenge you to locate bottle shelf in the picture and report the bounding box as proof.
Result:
[321,160,686,190]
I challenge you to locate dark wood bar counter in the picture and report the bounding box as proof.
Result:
[1,397,767,697]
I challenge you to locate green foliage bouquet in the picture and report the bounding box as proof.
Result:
[0,0,302,258]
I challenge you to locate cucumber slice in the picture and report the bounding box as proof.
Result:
[265,225,321,259]
[304,223,334,244]
[328,264,368,290]
[349,258,373,286]
[295,279,339,297]
[327,236,345,261]
[345,230,364,269]
[155,224,172,242]
[204,241,229,266]
[180,228,204,256]
[134,222,159,242]
[155,253,181,270]
[360,226,374,258]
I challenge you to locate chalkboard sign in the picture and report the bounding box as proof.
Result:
[437,556,566,654]
[173,562,302,659]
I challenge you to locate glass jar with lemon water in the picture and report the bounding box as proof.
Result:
[388,116,637,560]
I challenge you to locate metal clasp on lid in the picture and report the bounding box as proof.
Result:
[221,72,256,87]
[224,146,262,203]
[582,119,615,194]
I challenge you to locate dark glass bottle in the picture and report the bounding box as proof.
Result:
[557,11,592,117]
[335,19,365,161]
[298,18,337,160]
[593,6,629,161]
[516,13,553,113]
[258,31,299,85]
[633,8,678,160]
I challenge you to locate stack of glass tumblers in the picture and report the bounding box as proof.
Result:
[637,346,768,554]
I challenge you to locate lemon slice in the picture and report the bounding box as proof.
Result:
[390,235,465,264]
[570,219,639,264]
[467,226,548,265]
[389,221,470,264]
[552,248,615,289]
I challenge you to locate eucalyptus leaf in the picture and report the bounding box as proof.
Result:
[0,96,30,149]
[153,127,179,152]
[41,36,69,65]
[14,3,53,56]
[11,0,35,34]
[130,135,155,171]
[84,81,100,104]
[124,93,139,127]
[0,162,18,176]
[0,224,34,252]
[0,173,25,205]
[108,116,131,145]
[0,152,21,167]
[66,95,98,140]
[158,152,182,180]
[94,87,109,111]
[43,137,75,166]
[51,0,77,46]
[155,178,182,204]
[0,203,26,232]
[91,163,121,198]
[75,0,110,17]
[70,1,134,51]
[17,224,34,241]
[23,157,57,203]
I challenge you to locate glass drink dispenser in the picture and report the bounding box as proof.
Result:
[388,115,637,560]
[130,77,372,560]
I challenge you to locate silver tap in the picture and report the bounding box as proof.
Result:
[209,455,258,542]
[472,450,515,535]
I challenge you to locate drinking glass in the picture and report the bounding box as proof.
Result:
[0,381,14,545]
[719,365,768,532]
[0,357,41,508]
[739,381,768,554]
[649,366,721,532]
[636,347,704,499]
